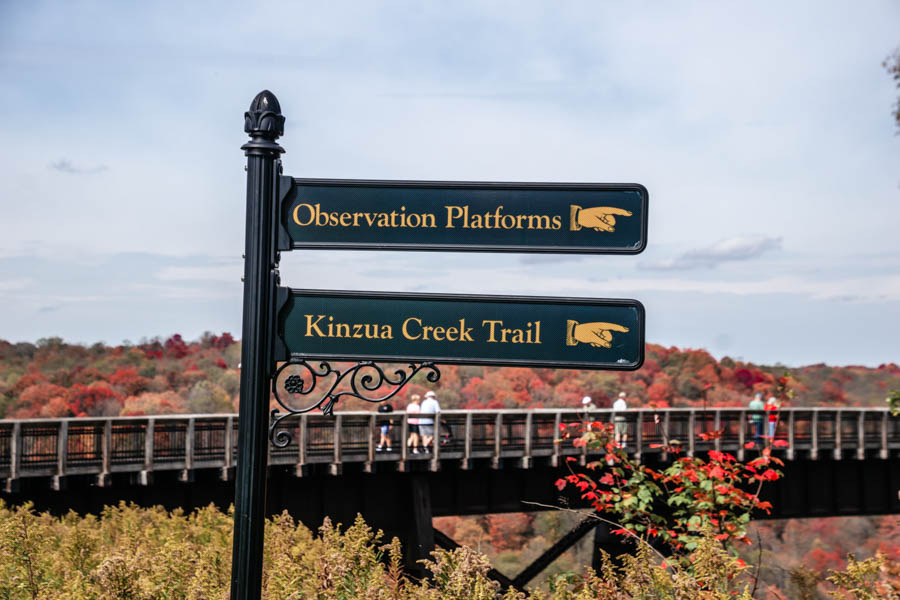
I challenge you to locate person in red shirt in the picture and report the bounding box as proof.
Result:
[764,396,780,441]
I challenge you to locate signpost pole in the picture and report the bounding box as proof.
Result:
[230,90,284,600]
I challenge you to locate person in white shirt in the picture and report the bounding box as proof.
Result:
[406,394,422,454]
[580,395,595,427]
[612,391,628,448]
[419,390,441,452]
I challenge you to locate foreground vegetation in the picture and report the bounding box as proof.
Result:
[0,501,896,599]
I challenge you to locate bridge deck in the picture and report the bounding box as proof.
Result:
[1,407,896,486]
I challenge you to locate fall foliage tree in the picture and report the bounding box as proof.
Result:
[107,367,150,397]
[121,391,186,416]
[185,380,231,414]
[9,382,67,418]
[556,421,782,564]
[64,382,121,417]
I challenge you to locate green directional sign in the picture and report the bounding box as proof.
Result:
[276,289,645,370]
[279,178,648,254]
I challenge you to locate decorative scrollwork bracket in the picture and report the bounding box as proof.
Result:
[268,358,440,448]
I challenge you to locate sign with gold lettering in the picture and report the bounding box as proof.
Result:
[276,289,644,370]
[279,178,648,254]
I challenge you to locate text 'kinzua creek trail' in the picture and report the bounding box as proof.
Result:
[276,290,644,369]
[303,314,542,344]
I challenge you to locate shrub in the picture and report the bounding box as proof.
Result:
[0,501,895,599]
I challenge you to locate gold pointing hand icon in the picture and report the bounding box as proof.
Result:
[570,206,633,232]
[566,320,630,348]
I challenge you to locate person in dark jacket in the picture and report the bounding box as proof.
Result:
[377,402,394,452]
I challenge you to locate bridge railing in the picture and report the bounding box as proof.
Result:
[1,408,896,487]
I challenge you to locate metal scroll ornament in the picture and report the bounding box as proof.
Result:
[269,358,440,447]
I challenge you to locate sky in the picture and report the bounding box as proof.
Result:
[0,2,898,367]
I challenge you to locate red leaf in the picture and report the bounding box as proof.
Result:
[709,465,726,480]
[760,469,779,481]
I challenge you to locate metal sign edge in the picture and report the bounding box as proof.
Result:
[276,287,646,371]
[281,177,649,255]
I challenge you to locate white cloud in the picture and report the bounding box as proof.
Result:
[590,274,900,303]
[683,235,783,262]
[640,235,783,270]
[48,158,108,174]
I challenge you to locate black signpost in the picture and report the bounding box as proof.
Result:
[231,91,284,600]
[230,90,649,600]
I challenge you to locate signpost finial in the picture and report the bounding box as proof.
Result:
[243,90,284,153]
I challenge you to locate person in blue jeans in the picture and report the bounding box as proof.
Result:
[748,392,765,443]
[765,397,780,441]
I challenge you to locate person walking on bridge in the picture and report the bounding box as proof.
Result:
[765,396,780,442]
[406,394,422,454]
[748,392,765,443]
[612,391,628,449]
[419,391,440,453]
[376,402,394,452]
[580,395,595,424]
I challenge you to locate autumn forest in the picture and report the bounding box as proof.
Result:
[1,333,897,420]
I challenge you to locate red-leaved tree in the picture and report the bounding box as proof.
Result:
[556,422,783,564]
[65,382,122,417]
